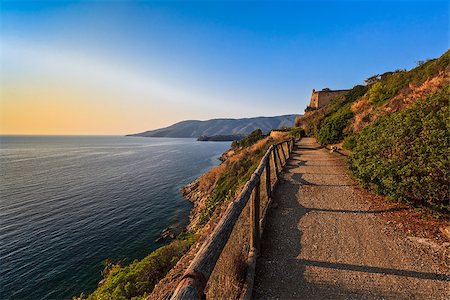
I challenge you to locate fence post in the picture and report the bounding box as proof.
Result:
[280,143,287,164]
[284,142,289,159]
[273,146,280,175]
[250,180,260,251]
[265,160,271,200]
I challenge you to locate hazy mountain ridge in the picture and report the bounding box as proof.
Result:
[128,115,299,138]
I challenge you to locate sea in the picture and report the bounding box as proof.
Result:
[0,135,230,300]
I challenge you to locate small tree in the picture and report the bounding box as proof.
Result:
[364,74,380,85]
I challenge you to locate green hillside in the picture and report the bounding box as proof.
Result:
[296,50,449,212]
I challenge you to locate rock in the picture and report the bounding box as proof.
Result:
[439,226,450,240]
[155,227,176,242]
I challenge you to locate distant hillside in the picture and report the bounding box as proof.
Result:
[128,115,299,138]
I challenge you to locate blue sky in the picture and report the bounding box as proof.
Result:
[1,0,449,134]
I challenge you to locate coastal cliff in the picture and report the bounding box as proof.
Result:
[149,132,293,299]
[80,129,293,300]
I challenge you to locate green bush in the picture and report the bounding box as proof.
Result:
[232,129,263,148]
[348,87,449,212]
[338,85,368,106]
[288,127,305,138]
[342,135,357,150]
[316,104,353,144]
[80,233,196,300]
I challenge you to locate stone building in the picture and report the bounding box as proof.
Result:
[309,88,350,108]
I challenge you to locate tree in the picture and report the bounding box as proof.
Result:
[364,74,380,85]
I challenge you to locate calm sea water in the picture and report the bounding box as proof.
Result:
[0,136,229,300]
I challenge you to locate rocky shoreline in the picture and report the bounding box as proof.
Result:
[181,146,231,231]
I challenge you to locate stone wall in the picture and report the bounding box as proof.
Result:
[309,89,349,108]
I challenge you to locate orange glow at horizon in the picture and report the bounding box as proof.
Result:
[0,83,180,135]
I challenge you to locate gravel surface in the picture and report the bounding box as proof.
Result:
[253,138,449,299]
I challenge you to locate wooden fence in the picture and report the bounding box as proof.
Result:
[171,138,296,299]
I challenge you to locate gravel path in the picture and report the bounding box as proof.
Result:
[253,137,449,299]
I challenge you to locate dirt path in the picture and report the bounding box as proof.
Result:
[253,137,449,299]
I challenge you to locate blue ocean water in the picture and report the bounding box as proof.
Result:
[0,136,230,300]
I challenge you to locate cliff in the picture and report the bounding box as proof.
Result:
[80,130,293,300]
[148,133,291,299]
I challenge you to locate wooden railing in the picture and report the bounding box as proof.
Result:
[171,138,296,299]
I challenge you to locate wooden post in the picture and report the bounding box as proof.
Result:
[265,161,271,200]
[273,146,279,175]
[250,180,260,250]
[280,143,287,165]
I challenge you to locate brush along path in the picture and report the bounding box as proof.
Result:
[253,137,449,299]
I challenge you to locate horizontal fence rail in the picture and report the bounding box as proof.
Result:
[171,138,296,300]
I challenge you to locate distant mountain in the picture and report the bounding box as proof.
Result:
[128,115,299,138]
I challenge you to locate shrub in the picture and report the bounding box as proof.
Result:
[348,87,449,212]
[80,233,196,300]
[232,129,263,148]
[339,85,368,105]
[367,74,408,105]
[288,127,305,138]
[342,135,357,150]
[316,104,353,144]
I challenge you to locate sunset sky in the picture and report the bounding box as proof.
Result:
[1,0,448,135]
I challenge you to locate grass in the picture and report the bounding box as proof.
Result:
[198,138,271,226]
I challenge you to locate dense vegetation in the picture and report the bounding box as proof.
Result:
[296,50,449,212]
[314,85,368,144]
[348,87,449,212]
[231,128,264,148]
[316,103,353,144]
[79,233,196,300]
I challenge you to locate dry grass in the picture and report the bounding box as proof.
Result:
[206,156,276,298]
[352,71,449,133]
[206,199,251,298]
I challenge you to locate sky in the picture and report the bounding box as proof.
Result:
[0,0,448,135]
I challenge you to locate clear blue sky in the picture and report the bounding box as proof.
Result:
[1,0,449,134]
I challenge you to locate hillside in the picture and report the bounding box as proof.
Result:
[296,49,449,212]
[128,115,299,138]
